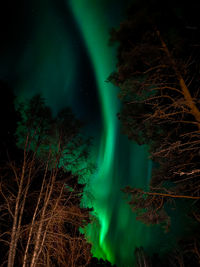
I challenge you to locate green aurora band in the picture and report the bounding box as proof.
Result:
[68,0,120,254]
[68,1,152,265]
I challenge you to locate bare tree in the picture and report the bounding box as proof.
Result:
[0,135,92,267]
[109,5,200,229]
[0,95,93,266]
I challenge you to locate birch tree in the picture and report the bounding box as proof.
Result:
[0,96,93,266]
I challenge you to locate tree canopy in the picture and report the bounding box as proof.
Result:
[110,0,200,264]
[0,93,95,266]
[16,94,94,179]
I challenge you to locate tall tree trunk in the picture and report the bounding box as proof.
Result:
[30,169,58,267]
[22,161,48,267]
[7,139,28,267]
[156,30,200,128]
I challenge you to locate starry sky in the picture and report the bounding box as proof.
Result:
[0,0,187,266]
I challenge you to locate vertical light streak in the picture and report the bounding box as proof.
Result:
[68,0,119,262]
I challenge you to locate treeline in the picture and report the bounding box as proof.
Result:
[109,0,200,266]
[0,83,115,267]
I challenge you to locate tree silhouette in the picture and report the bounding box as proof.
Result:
[109,0,200,229]
[16,94,94,179]
[0,95,93,266]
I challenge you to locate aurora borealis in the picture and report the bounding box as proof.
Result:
[68,0,152,264]
[0,0,184,266]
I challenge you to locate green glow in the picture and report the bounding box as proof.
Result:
[68,1,153,265]
[70,1,118,261]
[68,1,119,262]
[15,0,81,114]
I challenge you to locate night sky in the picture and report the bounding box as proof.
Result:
[0,1,192,266]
